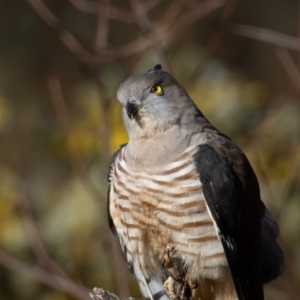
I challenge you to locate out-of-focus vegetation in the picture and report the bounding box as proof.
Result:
[0,0,299,299]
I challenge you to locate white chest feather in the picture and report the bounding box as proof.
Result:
[109,143,228,283]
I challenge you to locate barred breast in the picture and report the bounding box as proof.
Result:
[109,142,228,283]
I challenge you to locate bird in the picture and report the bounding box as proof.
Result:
[107,64,285,300]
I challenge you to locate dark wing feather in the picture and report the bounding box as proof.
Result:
[194,139,264,300]
[206,133,285,284]
[260,203,285,283]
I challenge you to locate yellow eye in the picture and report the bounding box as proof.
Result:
[151,84,163,95]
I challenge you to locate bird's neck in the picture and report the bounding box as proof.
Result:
[125,126,198,168]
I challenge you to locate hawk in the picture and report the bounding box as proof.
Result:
[107,65,285,300]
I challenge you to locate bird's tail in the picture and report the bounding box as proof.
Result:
[261,207,285,283]
[133,260,169,300]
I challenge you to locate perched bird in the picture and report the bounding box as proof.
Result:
[107,65,285,300]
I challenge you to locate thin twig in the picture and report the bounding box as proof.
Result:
[178,0,198,9]
[0,250,90,300]
[0,201,16,232]
[187,0,238,89]
[94,0,111,55]
[48,76,102,201]
[128,0,171,71]
[28,0,97,67]
[230,23,300,51]
[276,47,300,95]
[17,194,68,278]
[154,0,182,31]
[68,0,134,23]
[144,0,162,12]
[28,0,224,62]
[69,0,98,13]
[103,0,225,60]
[204,0,238,61]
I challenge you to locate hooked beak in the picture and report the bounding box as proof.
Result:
[126,99,142,120]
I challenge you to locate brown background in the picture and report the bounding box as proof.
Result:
[0,0,299,299]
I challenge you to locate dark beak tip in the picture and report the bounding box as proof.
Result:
[128,113,134,120]
[126,101,141,119]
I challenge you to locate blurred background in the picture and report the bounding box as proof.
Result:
[0,0,299,299]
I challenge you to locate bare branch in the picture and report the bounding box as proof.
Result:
[69,0,134,23]
[0,201,16,232]
[0,250,90,300]
[156,0,183,35]
[104,0,225,60]
[29,0,224,63]
[276,47,300,94]
[48,76,102,200]
[28,0,97,67]
[94,0,110,54]
[128,0,172,71]
[204,0,238,60]
[178,0,197,10]
[90,288,134,300]
[17,194,68,278]
[230,23,300,51]
[187,0,238,89]
[69,0,99,13]
[144,0,162,12]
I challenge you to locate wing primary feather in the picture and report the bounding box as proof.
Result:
[194,143,264,300]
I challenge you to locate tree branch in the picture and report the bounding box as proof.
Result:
[17,194,68,278]
[68,0,134,23]
[276,47,300,95]
[48,76,102,200]
[94,0,111,55]
[230,23,300,51]
[0,250,90,300]
[28,0,97,67]
[128,0,172,71]
[103,0,225,60]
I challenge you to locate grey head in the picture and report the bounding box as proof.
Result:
[117,64,208,139]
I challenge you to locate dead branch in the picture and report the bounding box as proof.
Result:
[103,0,225,60]
[69,0,98,13]
[28,0,97,67]
[144,0,162,12]
[48,76,102,200]
[68,0,134,23]
[157,0,183,30]
[186,0,238,89]
[17,194,68,278]
[28,0,225,63]
[128,0,172,71]
[0,250,90,300]
[90,288,135,300]
[94,0,110,54]
[230,23,300,51]
[276,47,300,95]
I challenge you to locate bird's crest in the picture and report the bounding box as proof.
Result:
[148,64,162,73]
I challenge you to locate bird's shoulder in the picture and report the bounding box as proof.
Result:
[107,143,127,183]
[196,130,260,196]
